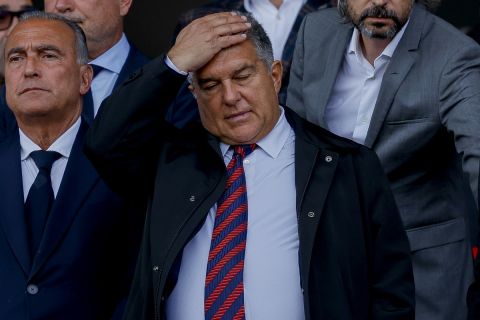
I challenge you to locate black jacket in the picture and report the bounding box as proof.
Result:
[85,56,415,320]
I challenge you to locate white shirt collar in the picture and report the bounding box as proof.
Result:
[348,19,410,60]
[220,106,291,159]
[244,0,307,11]
[89,33,130,74]
[20,117,81,161]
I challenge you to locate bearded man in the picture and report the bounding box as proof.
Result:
[287,0,480,319]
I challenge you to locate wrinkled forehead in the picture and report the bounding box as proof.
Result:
[6,19,75,52]
[193,40,260,81]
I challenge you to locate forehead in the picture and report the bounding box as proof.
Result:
[0,0,31,9]
[195,40,260,79]
[6,19,75,50]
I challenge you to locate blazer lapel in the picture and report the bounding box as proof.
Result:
[114,46,149,89]
[0,131,32,274]
[314,26,352,127]
[30,121,100,276]
[364,5,425,147]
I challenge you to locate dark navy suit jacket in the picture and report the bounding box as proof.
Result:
[0,120,143,319]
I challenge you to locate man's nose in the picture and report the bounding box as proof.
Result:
[222,81,241,106]
[46,0,73,13]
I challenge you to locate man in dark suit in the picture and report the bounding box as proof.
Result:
[0,0,149,138]
[0,11,141,319]
[85,12,414,319]
[287,1,480,319]
[165,0,336,128]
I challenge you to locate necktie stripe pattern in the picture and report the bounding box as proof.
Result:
[205,144,256,320]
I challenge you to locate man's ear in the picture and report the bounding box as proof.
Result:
[79,64,93,95]
[188,83,197,99]
[271,60,283,95]
[119,0,133,17]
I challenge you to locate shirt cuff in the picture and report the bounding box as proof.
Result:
[165,55,188,76]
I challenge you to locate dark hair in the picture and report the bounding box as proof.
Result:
[19,11,88,64]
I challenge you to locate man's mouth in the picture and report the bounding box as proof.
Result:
[19,87,47,94]
[225,110,251,121]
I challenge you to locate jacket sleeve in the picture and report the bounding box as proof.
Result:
[83,55,186,198]
[354,148,415,319]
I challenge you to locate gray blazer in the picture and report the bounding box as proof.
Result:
[287,4,480,320]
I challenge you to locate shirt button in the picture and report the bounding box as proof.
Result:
[27,284,39,295]
[307,211,315,218]
[243,159,250,164]
[325,156,332,163]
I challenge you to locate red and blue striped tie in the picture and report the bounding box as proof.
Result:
[205,144,256,320]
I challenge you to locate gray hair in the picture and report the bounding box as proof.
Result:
[188,11,274,84]
[19,11,89,64]
[338,0,442,19]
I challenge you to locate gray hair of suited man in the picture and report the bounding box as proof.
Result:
[187,12,274,85]
[337,0,442,18]
[18,11,89,65]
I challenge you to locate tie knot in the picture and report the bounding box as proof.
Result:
[90,64,104,78]
[233,144,256,159]
[30,150,61,172]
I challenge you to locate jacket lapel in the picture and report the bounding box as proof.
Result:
[314,25,352,127]
[0,131,32,274]
[30,121,100,276]
[286,109,339,298]
[114,46,149,88]
[364,5,425,147]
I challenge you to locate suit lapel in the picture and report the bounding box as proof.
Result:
[30,121,100,276]
[314,26,352,127]
[0,131,32,274]
[364,5,425,147]
[114,46,149,88]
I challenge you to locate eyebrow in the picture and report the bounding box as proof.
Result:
[7,44,63,57]
[197,64,256,86]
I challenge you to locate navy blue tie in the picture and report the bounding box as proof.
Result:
[205,144,256,320]
[83,64,104,123]
[25,150,61,257]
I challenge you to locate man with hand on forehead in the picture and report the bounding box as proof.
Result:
[85,12,414,320]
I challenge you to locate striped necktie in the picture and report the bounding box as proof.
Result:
[205,144,256,320]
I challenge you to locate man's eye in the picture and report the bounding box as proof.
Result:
[202,83,218,91]
[235,74,250,81]
[42,53,58,59]
[8,55,22,62]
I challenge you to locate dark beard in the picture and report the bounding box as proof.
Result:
[355,5,405,39]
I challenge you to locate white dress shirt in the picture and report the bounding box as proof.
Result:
[244,0,307,59]
[20,117,81,201]
[324,22,408,144]
[89,33,130,117]
[166,107,304,320]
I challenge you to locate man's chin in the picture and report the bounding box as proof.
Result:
[358,24,398,39]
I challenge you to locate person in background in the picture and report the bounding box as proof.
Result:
[287,0,480,319]
[0,11,141,319]
[85,12,414,320]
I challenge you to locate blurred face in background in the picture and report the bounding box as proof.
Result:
[0,0,34,79]
[44,0,132,59]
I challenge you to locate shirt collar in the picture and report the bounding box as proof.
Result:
[20,117,81,161]
[244,0,307,11]
[220,106,292,159]
[89,33,130,74]
[348,18,410,59]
